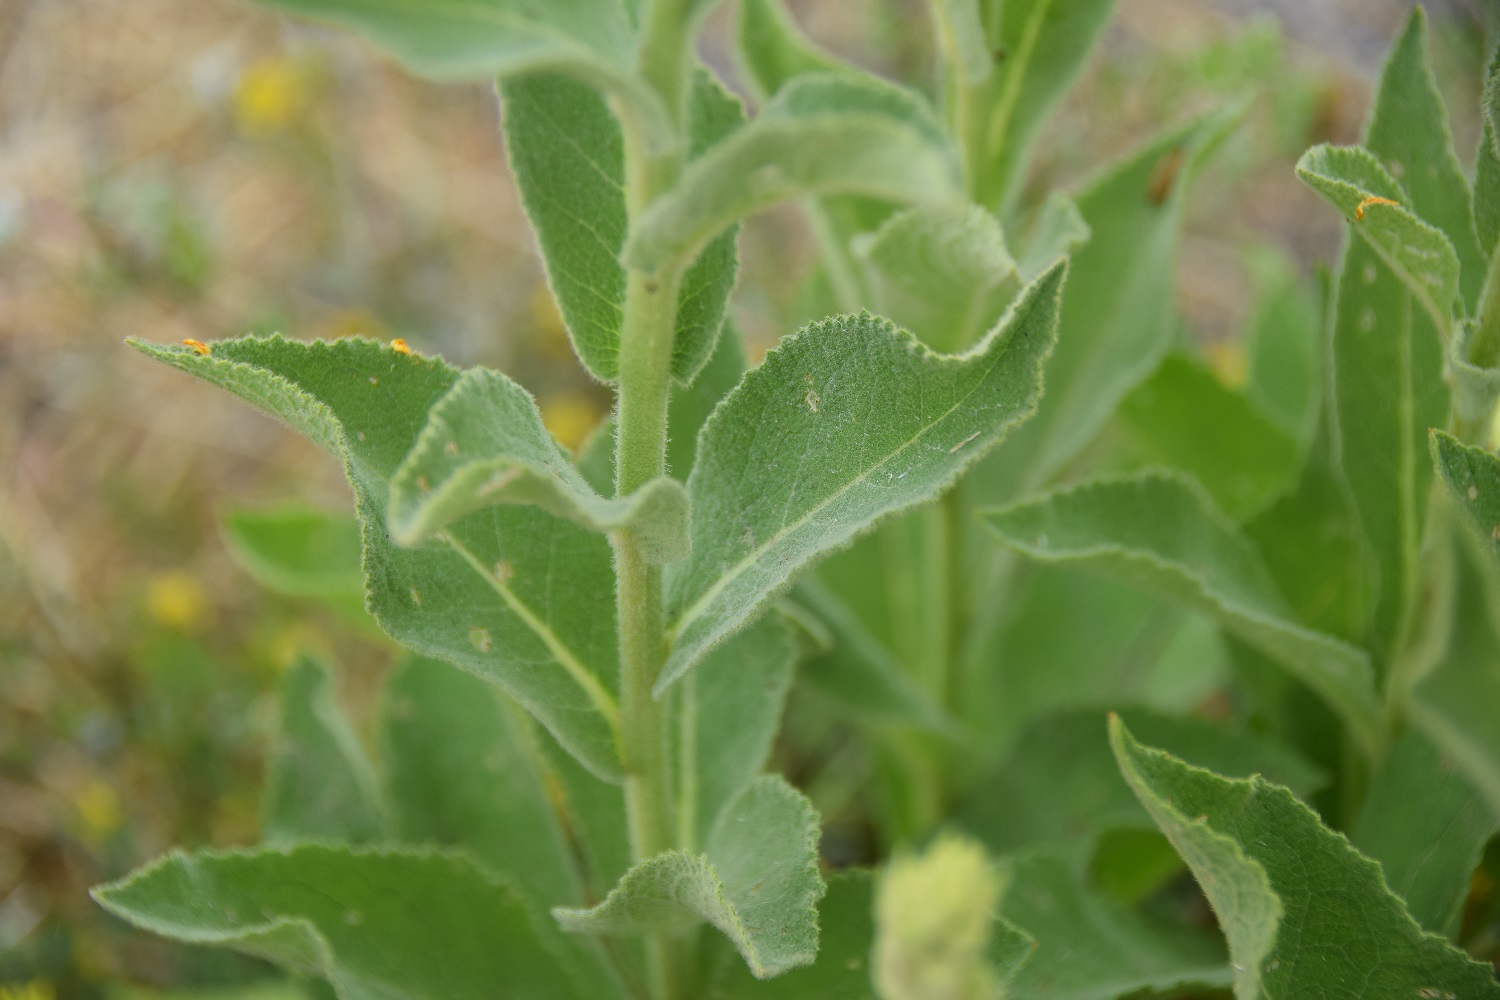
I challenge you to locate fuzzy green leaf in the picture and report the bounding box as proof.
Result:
[388,367,688,562]
[1295,144,1460,333]
[1015,190,1090,282]
[501,71,744,383]
[378,656,629,999]
[1117,353,1301,521]
[555,775,824,979]
[703,871,877,999]
[678,617,796,848]
[94,845,585,999]
[1355,730,1497,938]
[262,655,386,846]
[1242,254,1322,446]
[1111,717,1500,1000]
[982,0,1118,210]
[1475,52,1500,256]
[1362,6,1486,309]
[1432,430,1500,556]
[129,336,623,780]
[734,0,848,102]
[625,72,962,274]
[981,473,1386,757]
[1001,852,1230,1000]
[662,261,1065,690]
[854,204,1018,354]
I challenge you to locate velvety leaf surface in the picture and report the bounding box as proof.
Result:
[981,473,1386,757]
[388,367,688,563]
[1354,730,1497,938]
[1111,718,1500,1000]
[1000,852,1230,1000]
[677,617,796,848]
[262,655,385,846]
[959,708,1323,858]
[555,776,824,979]
[1432,430,1500,556]
[1296,144,1460,332]
[625,72,962,273]
[130,336,623,780]
[1361,6,1485,309]
[734,0,847,102]
[663,262,1065,689]
[377,656,630,1000]
[854,204,1018,354]
[94,845,586,1000]
[1116,353,1301,520]
[983,0,1119,211]
[702,871,876,999]
[501,71,743,383]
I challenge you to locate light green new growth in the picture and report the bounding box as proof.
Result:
[1111,718,1500,1000]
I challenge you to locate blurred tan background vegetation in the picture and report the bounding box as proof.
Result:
[0,0,1492,996]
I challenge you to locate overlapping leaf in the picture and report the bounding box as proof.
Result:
[734,0,848,101]
[555,775,824,979]
[501,71,744,383]
[662,261,1065,690]
[1432,430,1500,557]
[625,72,963,273]
[388,367,688,563]
[94,845,585,1000]
[129,337,623,780]
[981,472,1386,756]
[1111,718,1500,1000]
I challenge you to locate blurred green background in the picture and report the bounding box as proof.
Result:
[0,0,1492,996]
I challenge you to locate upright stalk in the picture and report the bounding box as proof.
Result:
[612,4,692,997]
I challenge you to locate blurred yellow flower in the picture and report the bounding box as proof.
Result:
[0,981,55,1000]
[540,392,603,454]
[234,57,312,134]
[74,778,123,840]
[1205,339,1247,388]
[146,571,209,630]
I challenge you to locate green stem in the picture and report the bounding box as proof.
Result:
[929,0,993,202]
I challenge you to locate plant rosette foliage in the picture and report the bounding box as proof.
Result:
[98,2,1500,1000]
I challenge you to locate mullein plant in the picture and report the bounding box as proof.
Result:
[96,1,1500,998]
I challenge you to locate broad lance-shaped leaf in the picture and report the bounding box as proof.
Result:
[626,72,963,273]
[94,845,585,1000]
[378,656,630,1000]
[502,71,744,384]
[675,617,795,849]
[1431,430,1500,557]
[1110,718,1500,1000]
[1354,730,1497,939]
[389,367,688,563]
[981,473,1387,757]
[555,775,824,979]
[734,0,849,102]
[262,655,386,846]
[129,337,623,780]
[661,261,1066,691]
[1362,6,1486,309]
[981,0,1118,212]
[1296,144,1459,335]
[854,204,1018,355]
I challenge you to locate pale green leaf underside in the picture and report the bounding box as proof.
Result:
[555,775,824,979]
[501,71,743,384]
[854,203,1018,355]
[662,261,1066,692]
[262,655,386,846]
[981,473,1386,757]
[626,72,963,273]
[129,336,623,781]
[94,845,585,1000]
[389,367,689,563]
[1296,144,1459,334]
[1111,718,1500,1000]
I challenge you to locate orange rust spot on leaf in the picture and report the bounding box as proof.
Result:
[1354,196,1399,221]
[1147,147,1185,205]
[390,338,411,355]
[182,339,211,356]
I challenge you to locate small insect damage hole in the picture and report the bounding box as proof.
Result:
[469,626,493,652]
[803,373,821,414]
